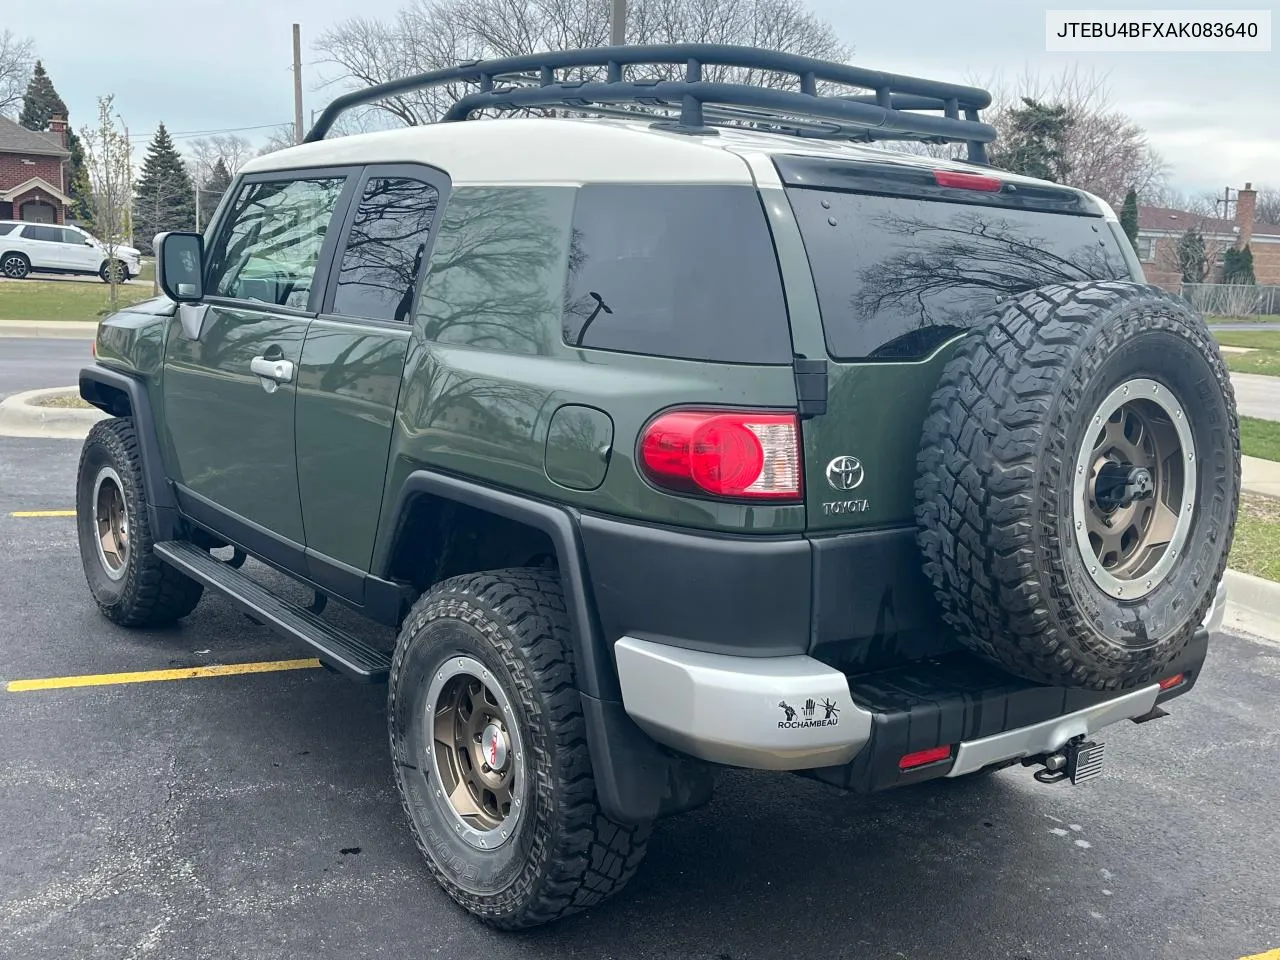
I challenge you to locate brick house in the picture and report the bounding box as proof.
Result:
[0,113,72,224]
[1137,183,1280,290]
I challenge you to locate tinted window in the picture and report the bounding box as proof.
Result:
[563,185,791,364]
[22,225,62,243]
[59,228,85,245]
[0,224,15,236]
[332,176,440,323]
[207,177,345,310]
[417,186,576,356]
[788,189,1130,360]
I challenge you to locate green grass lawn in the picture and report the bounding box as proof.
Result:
[0,275,156,322]
[1230,492,1280,583]
[1206,314,1280,324]
[1214,329,1280,377]
[1241,417,1280,462]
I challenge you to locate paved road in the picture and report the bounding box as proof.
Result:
[1233,372,1280,422]
[2,437,1279,960]
[0,338,91,401]
[1211,322,1280,332]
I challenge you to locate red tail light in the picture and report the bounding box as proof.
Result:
[899,745,953,770]
[934,170,1002,192]
[1158,673,1185,691]
[639,410,801,500]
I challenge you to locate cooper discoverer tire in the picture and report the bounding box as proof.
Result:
[916,281,1239,690]
[76,417,204,626]
[388,567,650,929]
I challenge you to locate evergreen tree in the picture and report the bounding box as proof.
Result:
[1177,228,1206,284]
[1223,246,1256,285]
[1120,188,1140,254]
[18,60,65,130]
[988,98,1074,183]
[199,157,233,224]
[66,130,95,227]
[134,123,195,253]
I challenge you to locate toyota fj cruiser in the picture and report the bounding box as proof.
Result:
[74,45,1239,929]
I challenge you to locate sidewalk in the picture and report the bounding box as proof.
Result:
[0,319,99,339]
[1242,455,1280,498]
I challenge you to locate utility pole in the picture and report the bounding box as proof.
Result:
[292,23,305,144]
[1215,186,1236,221]
[610,0,626,45]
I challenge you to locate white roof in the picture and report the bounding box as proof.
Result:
[240,116,1061,191]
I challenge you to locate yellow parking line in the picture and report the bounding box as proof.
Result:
[11,510,76,518]
[1240,950,1280,960]
[6,658,323,692]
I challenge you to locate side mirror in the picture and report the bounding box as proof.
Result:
[156,231,205,303]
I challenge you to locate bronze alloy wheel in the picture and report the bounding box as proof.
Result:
[92,465,130,582]
[424,655,525,851]
[1071,377,1196,601]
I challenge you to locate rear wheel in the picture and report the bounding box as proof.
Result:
[2,252,30,279]
[388,568,650,929]
[916,281,1239,690]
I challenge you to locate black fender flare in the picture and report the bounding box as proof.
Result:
[79,365,180,541]
[379,471,713,823]
[379,470,617,701]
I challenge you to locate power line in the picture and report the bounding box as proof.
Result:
[127,121,291,142]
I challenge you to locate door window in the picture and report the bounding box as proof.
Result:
[331,176,440,323]
[206,177,346,310]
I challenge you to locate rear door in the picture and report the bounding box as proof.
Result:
[17,224,68,270]
[295,164,447,593]
[777,159,1134,533]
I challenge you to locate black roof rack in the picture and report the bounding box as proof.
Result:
[305,44,996,163]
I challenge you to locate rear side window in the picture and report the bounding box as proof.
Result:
[563,185,792,364]
[331,176,440,323]
[0,224,15,236]
[788,189,1131,360]
[22,225,63,243]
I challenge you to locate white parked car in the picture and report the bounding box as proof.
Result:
[0,220,142,282]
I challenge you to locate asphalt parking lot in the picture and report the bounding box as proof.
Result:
[1,352,1280,959]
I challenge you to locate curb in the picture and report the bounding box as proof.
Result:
[0,387,106,440]
[1223,569,1280,642]
[0,320,100,339]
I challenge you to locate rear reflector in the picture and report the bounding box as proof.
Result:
[933,170,1002,192]
[640,410,801,500]
[899,745,953,770]
[1158,673,1185,691]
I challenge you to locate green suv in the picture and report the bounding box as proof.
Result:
[74,46,1239,929]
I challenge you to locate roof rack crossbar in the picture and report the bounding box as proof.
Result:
[305,43,995,161]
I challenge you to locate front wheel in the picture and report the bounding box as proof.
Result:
[76,418,203,625]
[100,259,128,283]
[388,568,650,929]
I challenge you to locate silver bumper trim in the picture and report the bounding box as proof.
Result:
[946,682,1160,777]
[614,636,872,770]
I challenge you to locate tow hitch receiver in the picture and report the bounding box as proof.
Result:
[1027,737,1106,785]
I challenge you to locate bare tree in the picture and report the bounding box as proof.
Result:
[0,29,34,117]
[314,0,851,128]
[189,133,254,180]
[1255,187,1280,227]
[968,66,1164,208]
[80,96,134,311]
[257,123,302,156]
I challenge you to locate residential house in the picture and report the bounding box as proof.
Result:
[0,113,72,224]
[1137,183,1280,290]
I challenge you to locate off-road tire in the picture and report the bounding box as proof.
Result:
[2,251,30,279]
[76,418,204,625]
[916,281,1239,690]
[388,567,650,929]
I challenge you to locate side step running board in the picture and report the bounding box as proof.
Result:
[154,540,391,682]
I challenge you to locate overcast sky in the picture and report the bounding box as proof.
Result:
[11,0,1278,197]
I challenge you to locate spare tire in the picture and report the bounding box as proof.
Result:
[916,281,1239,690]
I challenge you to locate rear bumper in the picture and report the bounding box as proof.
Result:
[615,580,1222,784]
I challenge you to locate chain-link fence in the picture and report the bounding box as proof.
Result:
[1179,284,1280,317]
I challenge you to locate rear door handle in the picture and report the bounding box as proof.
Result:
[250,356,295,384]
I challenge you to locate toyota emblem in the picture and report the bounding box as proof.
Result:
[825,456,864,491]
